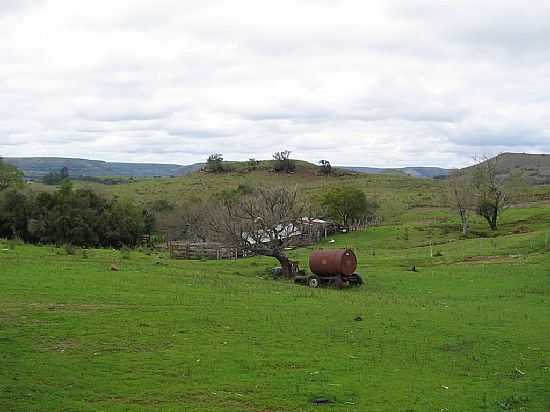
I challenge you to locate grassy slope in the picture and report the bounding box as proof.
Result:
[2,202,550,411]
[70,167,448,224]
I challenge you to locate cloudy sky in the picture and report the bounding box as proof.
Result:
[1,0,549,167]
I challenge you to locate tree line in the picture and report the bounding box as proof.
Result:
[205,151,335,176]
[0,158,153,247]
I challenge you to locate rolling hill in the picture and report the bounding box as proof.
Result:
[6,153,550,184]
[463,152,550,185]
[342,166,450,179]
[3,157,202,179]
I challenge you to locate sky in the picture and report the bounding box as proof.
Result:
[1,0,550,168]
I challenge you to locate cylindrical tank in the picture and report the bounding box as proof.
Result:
[309,249,357,276]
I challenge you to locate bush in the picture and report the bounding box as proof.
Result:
[0,182,153,248]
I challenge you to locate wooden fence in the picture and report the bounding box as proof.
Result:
[168,241,247,260]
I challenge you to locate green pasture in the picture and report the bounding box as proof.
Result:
[2,203,550,411]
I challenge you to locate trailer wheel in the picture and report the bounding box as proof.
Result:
[333,277,344,289]
[307,276,320,288]
[350,273,363,286]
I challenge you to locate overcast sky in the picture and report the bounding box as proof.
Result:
[1,0,549,167]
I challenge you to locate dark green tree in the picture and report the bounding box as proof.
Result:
[0,157,24,192]
[321,187,377,227]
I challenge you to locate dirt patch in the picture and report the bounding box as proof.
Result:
[51,339,80,353]
[512,225,531,234]
[463,255,516,263]
[29,303,120,312]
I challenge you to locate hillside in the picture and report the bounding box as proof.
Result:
[463,152,550,185]
[3,157,201,179]
[5,157,451,180]
[343,166,449,179]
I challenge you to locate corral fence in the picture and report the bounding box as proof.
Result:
[168,241,249,260]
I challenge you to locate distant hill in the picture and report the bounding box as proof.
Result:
[462,152,550,185]
[3,157,202,179]
[342,166,449,179]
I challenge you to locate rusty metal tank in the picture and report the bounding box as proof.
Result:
[309,249,357,276]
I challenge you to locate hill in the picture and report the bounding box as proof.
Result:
[463,152,550,185]
[3,157,201,179]
[342,166,449,179]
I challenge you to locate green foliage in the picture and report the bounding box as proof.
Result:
[0,157,24,192]
[42,166,69,185]
[0,183,152,247]
[321,186,378,226]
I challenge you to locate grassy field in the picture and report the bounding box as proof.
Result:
[2,201,550,411]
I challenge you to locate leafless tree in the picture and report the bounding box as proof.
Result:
[448,170,473,235]
[207,185,306,277]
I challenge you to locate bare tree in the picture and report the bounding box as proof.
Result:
[207,186,305,277]
[472,155,508,230]
[448,170,473,235]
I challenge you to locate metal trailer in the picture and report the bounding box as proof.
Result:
[273,249,363,288]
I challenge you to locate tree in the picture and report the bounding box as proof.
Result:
[471,155,508,230]
[207,185,305,277]
[0,189,29,238]
[448,170,473,235]
[321,187,377,227]
[0,180,152,247]
[206,153,224,173]
[319,160,332,175]
[0,157,24,192]
[42,166,70,185]
[273,150,296,173]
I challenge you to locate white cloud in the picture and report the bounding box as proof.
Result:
[1,0,550,167]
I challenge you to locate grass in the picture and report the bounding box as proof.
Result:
[2,202,550,411]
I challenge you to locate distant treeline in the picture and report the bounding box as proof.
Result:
[0,181,154,247]
[41,166,133,185]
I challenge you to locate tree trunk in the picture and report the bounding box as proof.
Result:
[482,213,498,230]
[274,253,294,278]
[459,208,469,235]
